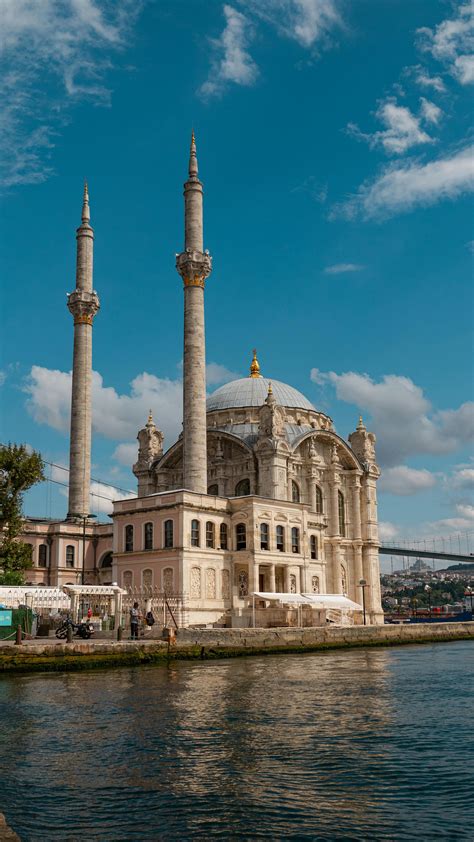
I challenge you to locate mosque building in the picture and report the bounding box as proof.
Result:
[20,135,384,626]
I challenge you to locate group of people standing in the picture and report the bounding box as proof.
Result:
[129,602,155,640]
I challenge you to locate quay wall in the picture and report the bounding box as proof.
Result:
[0,622,472,673]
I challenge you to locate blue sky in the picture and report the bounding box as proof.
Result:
[0,0,473,551]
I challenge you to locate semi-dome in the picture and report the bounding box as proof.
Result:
[207,377,316,412]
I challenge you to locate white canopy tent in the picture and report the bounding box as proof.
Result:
[250,592,363,627]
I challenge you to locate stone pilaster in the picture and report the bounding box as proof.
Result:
[176,133,212,493]
[66,185,100,520]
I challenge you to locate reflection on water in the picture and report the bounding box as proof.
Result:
[0,642,473,841]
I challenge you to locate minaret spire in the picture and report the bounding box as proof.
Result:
[66,184,100,520]
[176,133,212,493]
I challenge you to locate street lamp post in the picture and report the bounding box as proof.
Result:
[359,579,367,626]
[424,584,432,618]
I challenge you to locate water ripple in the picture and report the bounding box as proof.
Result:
[0,641,473,840]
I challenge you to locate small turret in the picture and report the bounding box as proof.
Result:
[349,415,377,466]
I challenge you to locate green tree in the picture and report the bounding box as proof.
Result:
[0,444,45,585]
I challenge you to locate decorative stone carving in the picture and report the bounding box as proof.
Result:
[349,417,378,468]
[123,571,132,589]
[67,289,100,325]
[175,249,212,288]
[190,566,201,599]
[163,567,174,593]
[142,568,153,588]
[206,568,216,599]
[290,574,297,594]
[341,564,347,594]
[134,412,164,471]
[311,575,320,594]
[222,569,230,600]
[258,386,285,440]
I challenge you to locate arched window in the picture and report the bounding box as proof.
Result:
[276,525,285,552]
[220,523,228,550]
[238,570,248,597]
[164,519,174,548]
[291,527,300,554]
[260,523,269,550]
[206,521,215,548]
[338,490,346,537]
[65,545,75,568]
[191,519,200,547]
[341,564,347,594]
[101,552,113,569]
[38,545,48,568]
[236,523,246,550]
[315,485,323,514]
[291,481,300,503]
[144,522,153,551]
[235,478,250,497]
[142,568,153,588]
[207,483,218,495]
[125,525,134,552]
[310,535,318,560]
[123,570,132,588]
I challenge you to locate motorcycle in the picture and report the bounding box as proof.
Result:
[55,617,94,640]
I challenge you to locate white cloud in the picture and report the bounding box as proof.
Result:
[112,442,138,467]
[413,66,446,93]
[378,521,399,541]
[450,466,474,490]
[0,0,142,187]
[347,98,434,155]
[379,466,437,496]
[25,365,183,446]
[206,362,240,386]
[333,144,474,220]
[417,3,474,85]
[242,0,342,49]
[51,464,134,516]
[324,263,364,275]
[310,368,474,466]
[199,5,258,99]
[419,96,442,125]
[0,371,6,387]
[24,362,240,450]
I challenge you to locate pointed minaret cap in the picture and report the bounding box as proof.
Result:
[146,409,155,427]
[357,415,366,431]
[266,381,276,405]
[81,181,90,224]
[249,349,261,378]
[188,129,198,178]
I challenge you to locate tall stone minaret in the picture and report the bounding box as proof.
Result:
[176,133,212,493]
[66,184,100,520]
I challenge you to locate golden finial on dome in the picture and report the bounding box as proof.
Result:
[147,409,154,425]
[268,381,273,394]
[249,348,261,378]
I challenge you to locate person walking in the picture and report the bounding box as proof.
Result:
[130,602,140,640]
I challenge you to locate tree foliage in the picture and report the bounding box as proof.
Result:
[0,444,45,584]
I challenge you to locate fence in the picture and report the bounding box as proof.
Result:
[122,587,188,629]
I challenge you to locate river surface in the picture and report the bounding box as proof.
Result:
[0,641,472,841]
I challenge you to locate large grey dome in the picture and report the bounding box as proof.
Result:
[207,377,316,412]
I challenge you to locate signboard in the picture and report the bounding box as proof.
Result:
[0,610,13,627]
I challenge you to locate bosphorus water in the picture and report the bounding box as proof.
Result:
[0,641,472,841]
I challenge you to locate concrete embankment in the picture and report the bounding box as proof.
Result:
[0,622,472,673]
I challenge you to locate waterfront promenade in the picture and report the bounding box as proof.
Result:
[1,621,472,672]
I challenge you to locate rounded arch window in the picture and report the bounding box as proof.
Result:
[219,523,228,550]
[235,478,250,497]
[144,522,153,551]
[125,525,134,552]
[315,485,323,514]
[236,523,246,550]
[101,551,113,569]
[142,568,153,588]
[338,490,346,537]
[206,521,215,548]
[260,523,269,550]
[65,545,75,568]
[310,535,318,560]
[164,519,174,548]
[291,481,300,503]
[291,527,300,554]
[207,484,218,495]
[191,519,200,547]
